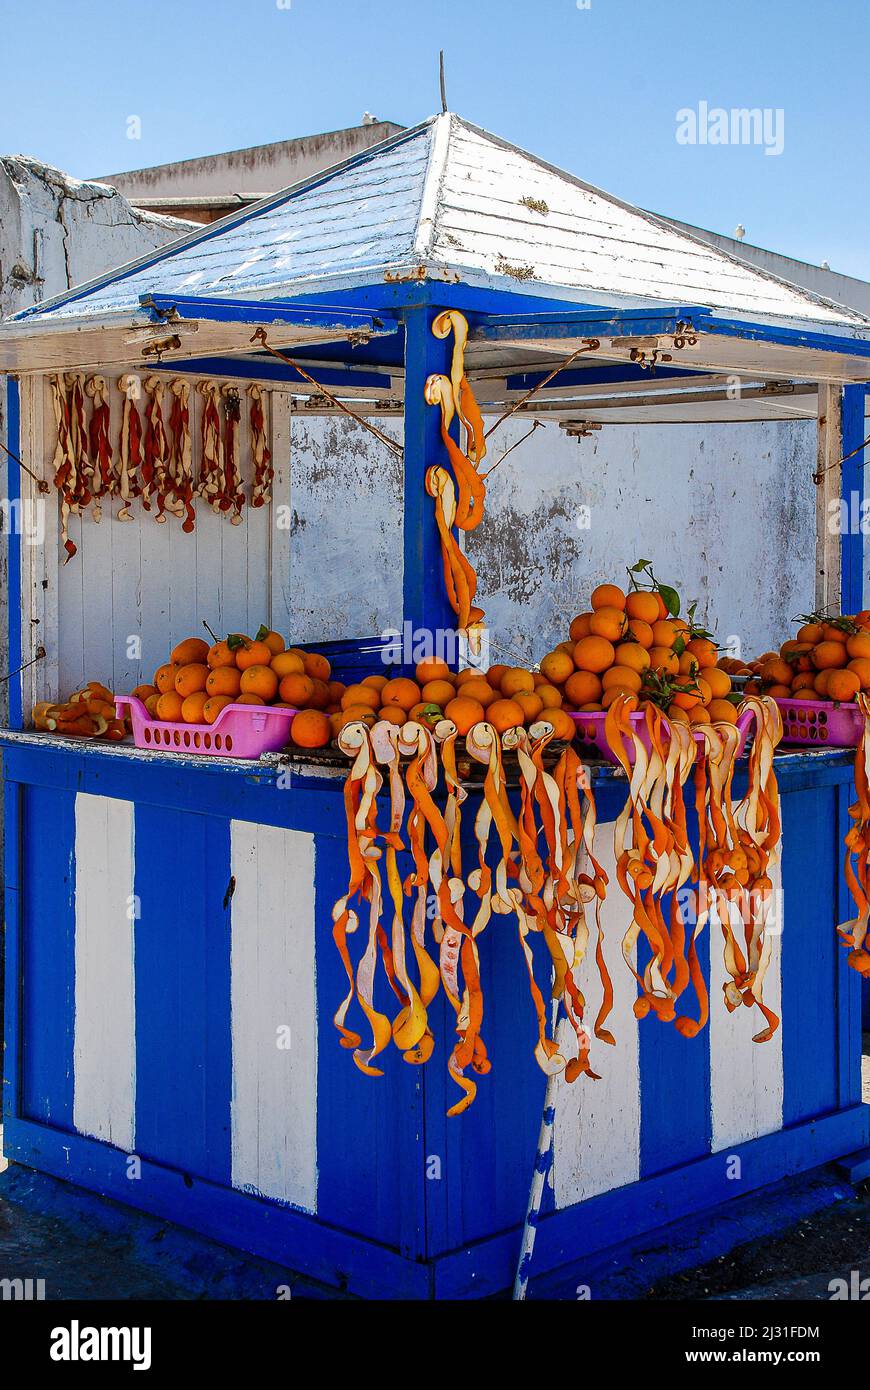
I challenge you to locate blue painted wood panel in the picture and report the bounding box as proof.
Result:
[133,805,233,1184]
[19,783,76,1128]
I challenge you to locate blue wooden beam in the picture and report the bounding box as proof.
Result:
[139,292,396,336]
[146,355,392,391]
[402,306,457,643]
[5,378,22,729]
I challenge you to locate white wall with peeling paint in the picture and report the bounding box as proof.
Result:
[287,414,817,665]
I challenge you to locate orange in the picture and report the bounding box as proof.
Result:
[813,670,832,696]
[568,613,594,642]
[696,677,713,704]
[500,668,535,697]
[649,646,679,676]
[578,702,603,713]
[132,683,157,703]
[536,683,563,709]
[666,704,691,725]
[181,692,209,724]
[456,667,484,685]
[626,618,654,650]
[240,665,279,702]
[601,665,643,694]
[258,629,285,656]
[708,699,739,724]
[203,695,232,724]
[589,606,628,643]
[687,705,711,726]
[760,658,793,687]
[144,693,161,717]
[280,673,316,706]
[486,664,509,689]
[671,689,702,711]
[539,650,574,686]
[270,651,305,679]
[591,583,626,612]
[678,651,700,678]
[416,657,451,684]
[303,652,331,682]
[362,674,388,692]
[847,632,870,661]
[378,705,406,726]
[572,636,615,674]
[541,707,575,741]
[327,680,346,703]
[822,624,849,645]
[175,663,209,697]
[614,642,651,675]
[237,694,266,705]
[290,709,331,748]
[792,671,817,692]
[459,678,497,707]
[515,691,544,722]
[848,657,870,688]
[154,662,181,694]
[341,703,377,723]
[650,620,678,649]
[444,696,486,734]
[210,640,240,671]
[556,641,576,656]
[487,698,525,733]
[601,686,635,709]
[171,637,209,666]
[564,670,603,706]
[421,679,456,707]
[686,638,718,669]
[812,641,849,671]
[625,591,660,624]
[704,667,732,699]
[156,691,184,721]
[381,677,421,711]
[206,667,242,698]
[236,640,272,670]
[306,679,331,710]
[341,683,380,711]
[827,669,861,703]
[797,623,824,645]
[766,683,792,698]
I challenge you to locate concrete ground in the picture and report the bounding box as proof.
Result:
[1,1040,867,1302]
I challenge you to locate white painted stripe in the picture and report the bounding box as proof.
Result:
[552,819,641,1208]
[709,859,784,1151]
[72,793,136,1150]
[230,822,317,1212]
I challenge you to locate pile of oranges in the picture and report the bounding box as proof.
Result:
[128,626,338,748]
[731,610,870,705]
[537,581,739,728]
[327,657,577,742]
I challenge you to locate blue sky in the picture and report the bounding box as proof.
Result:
[2,0,868,277]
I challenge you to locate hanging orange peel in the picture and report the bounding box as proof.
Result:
[331,714,615,1114]
[425,311,488,650]
[840,691,870,977]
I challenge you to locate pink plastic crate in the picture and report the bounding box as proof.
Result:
[774,697,864,748]
[115,696,298,759]
[568,707,755,767]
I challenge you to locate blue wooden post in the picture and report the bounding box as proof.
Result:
[402,305,458,649]
[5,377,22,728]
[841,384,866,615]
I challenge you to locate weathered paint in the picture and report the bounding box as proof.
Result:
[230,821,318,1212]
[72,793,136,1150]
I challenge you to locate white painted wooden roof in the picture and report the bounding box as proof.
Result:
[13,114,870,333]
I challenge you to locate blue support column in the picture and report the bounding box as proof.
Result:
[841,384,867,615]
[402,305,458,645]
[5,377,22,728]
